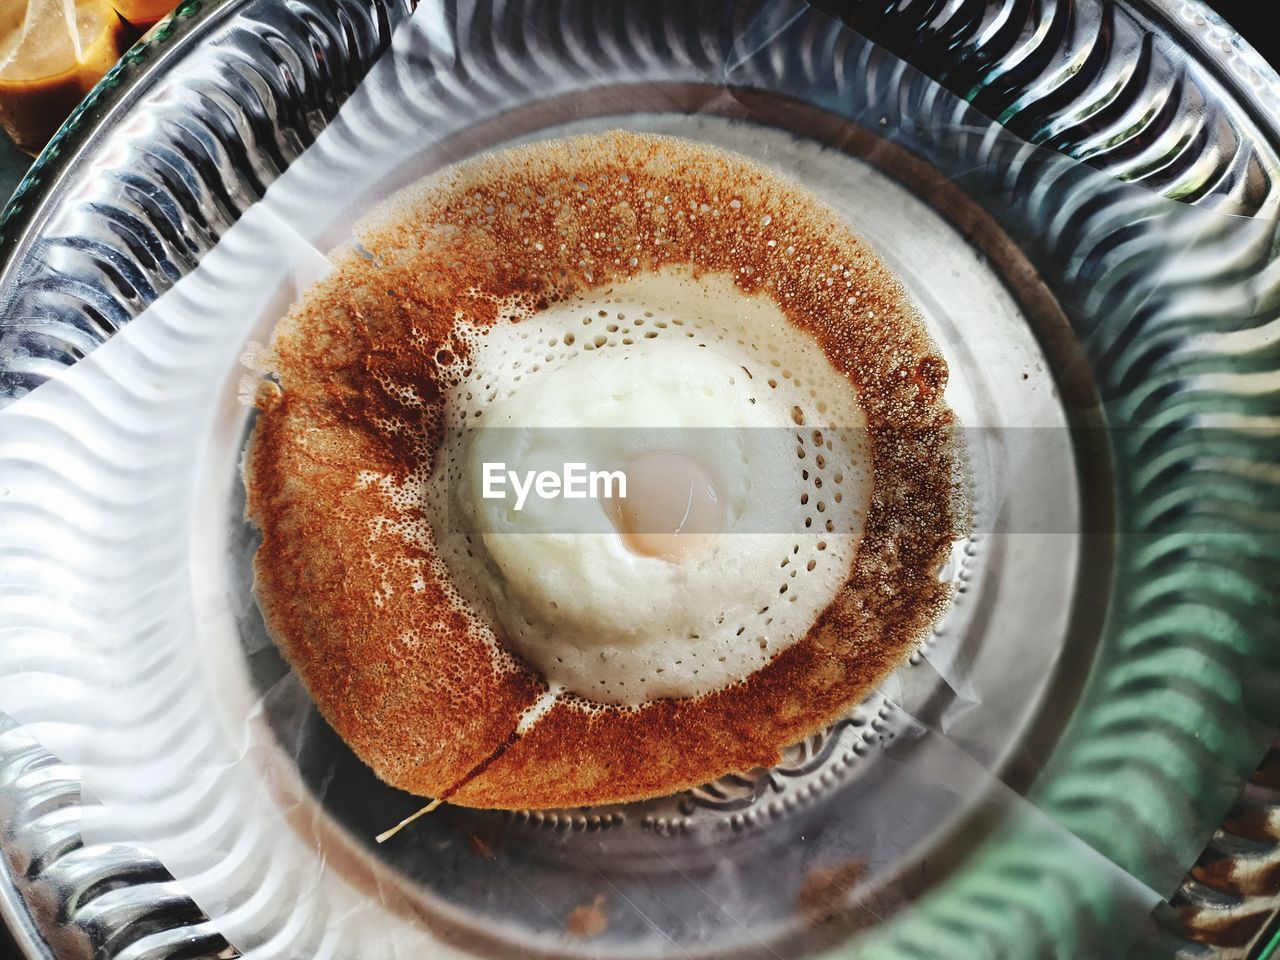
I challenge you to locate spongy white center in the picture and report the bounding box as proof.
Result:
[428,269,872,705]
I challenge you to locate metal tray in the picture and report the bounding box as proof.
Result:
[0,1,1278,958]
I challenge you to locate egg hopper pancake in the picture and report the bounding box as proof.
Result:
[245,131,968,810]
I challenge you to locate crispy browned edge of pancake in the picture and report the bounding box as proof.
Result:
[245,131,967,809]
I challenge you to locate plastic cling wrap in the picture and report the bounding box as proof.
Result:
[1,1,1278,958]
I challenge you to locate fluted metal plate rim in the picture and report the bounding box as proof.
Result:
[1,1,1279,958]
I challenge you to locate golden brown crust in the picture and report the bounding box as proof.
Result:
[246,132,966,809]
[247,386,545,793]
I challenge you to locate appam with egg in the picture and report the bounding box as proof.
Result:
[245,131,968,809]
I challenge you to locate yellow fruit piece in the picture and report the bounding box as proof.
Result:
[109,1,174,28]
[0,0,128,155]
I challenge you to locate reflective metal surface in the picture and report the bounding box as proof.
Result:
[0,1,1278,958]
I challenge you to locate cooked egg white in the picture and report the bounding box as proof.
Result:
[431,269,872,705]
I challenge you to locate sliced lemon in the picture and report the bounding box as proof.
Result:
[108,0,174,29]
[0,0,126,154]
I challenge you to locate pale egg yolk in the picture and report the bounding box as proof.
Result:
[610,451,722,561]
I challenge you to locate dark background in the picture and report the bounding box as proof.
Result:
[0,1,1277,958]
[1212,2,1278,66]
